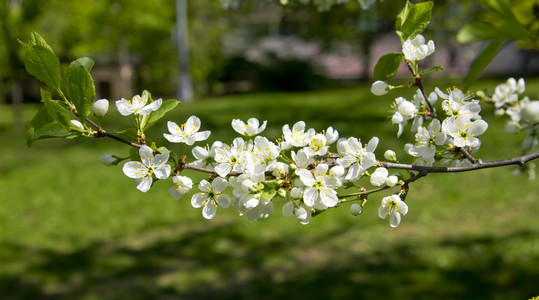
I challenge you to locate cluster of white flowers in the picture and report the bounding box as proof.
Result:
[487,78,539,153]
[103,93,407,226]
[92,34,536,229]
[370,35,493,168]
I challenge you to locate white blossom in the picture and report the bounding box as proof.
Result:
[405,119,446,166]
[123,146,171,192]
[231,118,267,137]
[296,164,341,208]
[378,194,408,227]
[492,77,525,108]
[282,121,315,148]
[445,119,488,148]
[191,178,230,219]
[164,115,211,145]
[116,94,162,116]
[402,34,435,62]
[168,176,193,200]
[392,97,418,137]
[337,137,378,181]
[291,149,315,170]
[214,138,249,177]
[303,133,328,157]
[324,126,339,144]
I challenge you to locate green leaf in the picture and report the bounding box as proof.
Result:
[464,40,504,89]
[395,1,433,41]
[144,99,180,129]
[29,32,54,51]
[69,57,95,73]
[261,181,281,200]
[62,64,96,121]
[457,21,529,43]
[41,89,70,128]
[478,0,518,22]
[420,66,444,76]
[43,98,71,128]
[30,106,54,131]
[374,52,404,80]
[23,46,61,91]
[116,128,138,142]
[28,123,76,146]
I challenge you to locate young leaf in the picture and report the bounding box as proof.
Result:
[28,123,75,146]
[374,52,404,80]
[395,1,433,41]
[29,32,54,51]
[69,57,95,73]
[420,66,444,76]
[42,95,70,128]
[464,40,504,89]
[62,64,96,121]
[30,106,54,131]
[457,21,529,43]
[478,0,518,23]
[261,181,281,200]
[23,46,61,91]
[144,99,180,129]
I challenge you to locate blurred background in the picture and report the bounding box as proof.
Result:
[1,0,539,299]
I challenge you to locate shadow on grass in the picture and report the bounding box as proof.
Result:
[1,225,538,300]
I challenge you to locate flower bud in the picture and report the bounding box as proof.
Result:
[384,150,397,162]
[494,108,505,117]
[504,121,520,135]
[277,188,287,198]
[289,164,297,173]
[92,99,109,117]
[350,203,363,216]
[371,80,389,96]
[70,119,84,130]
[370,167,389,187]
[398,100,417,117]
[100,154,116,166]
[521,101,539,123]
[385,175,398,187]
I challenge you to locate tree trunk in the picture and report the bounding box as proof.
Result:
[176,0,194,102]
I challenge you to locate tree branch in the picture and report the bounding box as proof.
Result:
[380,151,539,173]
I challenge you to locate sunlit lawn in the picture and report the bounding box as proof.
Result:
[1,80,538,299]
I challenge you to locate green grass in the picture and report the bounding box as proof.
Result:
[1,80,539,299]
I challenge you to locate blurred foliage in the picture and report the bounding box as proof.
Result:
[0,0,229,99]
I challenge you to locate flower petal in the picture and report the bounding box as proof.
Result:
[123,161,146,178]
[154,165,171,179]
[389,212,402,227]
[319,188,338,207]
[303,187,318,206]
[216,194,231,208]
[231,119,245,134]
[398,201,408,216]
[202,204,217,219]
[116,99,133,116]
[191,192,207,208]
[135,177,152,192]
